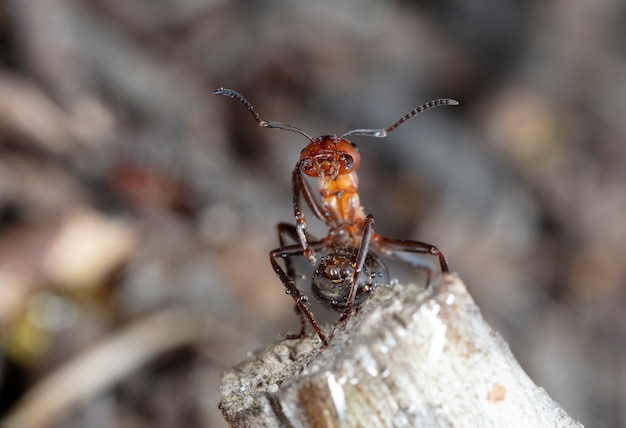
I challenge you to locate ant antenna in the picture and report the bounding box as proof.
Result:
[340,98,459,139]
[213,88,314,142]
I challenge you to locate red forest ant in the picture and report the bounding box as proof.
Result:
[214,88,458,345]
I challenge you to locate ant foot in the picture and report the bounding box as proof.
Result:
[281,332,306,341]
[303,248,317,266]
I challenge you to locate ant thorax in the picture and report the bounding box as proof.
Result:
[318,172,365,231]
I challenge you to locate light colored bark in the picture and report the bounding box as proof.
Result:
[219,274,583,428]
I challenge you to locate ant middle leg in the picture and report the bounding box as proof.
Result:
[276,223,319,339]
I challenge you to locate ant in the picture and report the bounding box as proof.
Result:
[214,88,458,345]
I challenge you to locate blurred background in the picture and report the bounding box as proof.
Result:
[0,0,625,427]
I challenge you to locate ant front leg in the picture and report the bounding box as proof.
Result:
[373,235,449,286]
[292,162,332,266]
[338,214,375,323]
[269,241,328,346]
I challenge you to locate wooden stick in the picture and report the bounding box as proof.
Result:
[219,274,583,427]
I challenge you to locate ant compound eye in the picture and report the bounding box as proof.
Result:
[338,154,355,174]
[324,259,354,281]
[340,264,355,278]
[336,139,361,173]
[326,266,341,280]
[299,157,317,177]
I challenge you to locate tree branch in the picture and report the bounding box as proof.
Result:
[219,274,583,427]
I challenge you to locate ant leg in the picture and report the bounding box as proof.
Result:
[373,236,449,286]
[375,237,449,272]
[277,222,320,249]
[276,222,322,285]
[282,305,308,340]
[338,214,375,322]
[269,242,328,346]
[292,163,331,266]
[276,223,319,338]
[277,223,302,279]
[295,168,332,224]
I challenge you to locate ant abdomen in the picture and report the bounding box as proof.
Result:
[312,247,389,312]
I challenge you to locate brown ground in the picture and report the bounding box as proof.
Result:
[0,1,624,427]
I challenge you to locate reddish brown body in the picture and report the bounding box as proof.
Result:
[300,137,366,242]
[320,171,363,228]
[213,87,457,345]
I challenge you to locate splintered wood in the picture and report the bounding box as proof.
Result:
[219,274,583,428]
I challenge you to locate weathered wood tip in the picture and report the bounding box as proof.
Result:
[219,274,583,428]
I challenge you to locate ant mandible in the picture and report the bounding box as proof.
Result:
[214,88,458,346]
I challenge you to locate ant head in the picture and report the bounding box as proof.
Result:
[298,137,361,182]
[312,247,389,312]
